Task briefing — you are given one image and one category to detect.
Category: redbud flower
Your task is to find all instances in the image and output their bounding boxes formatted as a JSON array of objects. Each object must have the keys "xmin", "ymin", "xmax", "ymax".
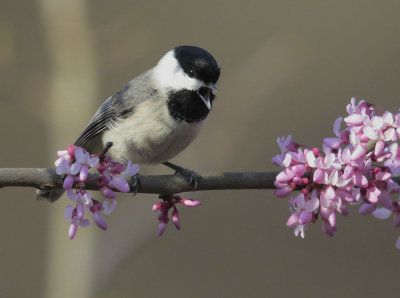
[
  {"xmin": 273, "ymin": 98, "xmax": 400, "ymax": 249},
  {"xmin": 152, "ymin": 196, "xmax": 202, "ymax": 236},
  {"xmin": 74, "ymin": 147, "xmax": 99, "ymax": 182},
  {"xmin": 87, "ymin": 199, "xmax": 117, "ymax": 230},
  {"xmin": 55, "ymin": 145, "xmax": 139, "ymax": 239},
  {"xmin": 64, "ymin": 205, "xmax": 91, "ymax": 239},
  {"xmin": 56, "ymin": 159, "xmax": 80, "ymax": 189}
]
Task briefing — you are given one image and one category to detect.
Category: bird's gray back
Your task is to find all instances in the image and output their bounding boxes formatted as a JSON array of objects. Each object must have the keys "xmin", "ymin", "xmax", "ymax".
[{"xmin": 74, "ymin": 69, "xmax": 159, "ymax": 150}]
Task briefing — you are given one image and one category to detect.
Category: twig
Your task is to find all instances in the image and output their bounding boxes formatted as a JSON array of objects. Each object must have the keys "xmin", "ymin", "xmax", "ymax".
[
  {"xmin": 98, "ymin": 142, "xmax": 113, "ymax": 162},
  {"xmin": 1, "ymin": 168, "xmax": 399, "ymax": 197},
  {"xmin": 0, "ymin": 168, "xmax": 277, "ymax": 196}
]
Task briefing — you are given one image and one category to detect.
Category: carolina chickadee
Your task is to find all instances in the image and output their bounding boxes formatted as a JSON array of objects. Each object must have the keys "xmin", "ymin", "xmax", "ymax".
[{"xmin": 38, "ymin": 45, "xmax": 221, "ymax": 201}]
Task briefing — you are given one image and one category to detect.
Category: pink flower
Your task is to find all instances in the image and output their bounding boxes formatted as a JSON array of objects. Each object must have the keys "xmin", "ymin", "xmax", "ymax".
[
  {"xmin": 385, "ymin": 143, "xmax": 400, "ymax": 175},
  {"xmin": 97, "ymin": 158, "xmax": 140, "ymax": 195},
  {"xmin": 286, "ymin": 193, "xmax": 319, "ymax": 238},
  {"xmin": 320, "ymin": 186, "xmax": 341, "ymax": 229},
  {"xmin": 110, "ymin": 174, "xmax": 130, "ymax": 193},
  {"xmin": 323, "ymin": 117, "xmax": 346, "ymax": 151},
  {"xmin": 66, "ymin": 189, "xmax": 92, "ymax": 205},
  {"xmin": 87, "ymin": 199, "xmax": 116, "ymax": 230},
  {"xmin": 372, "ymin": 207, "xmax": 392, "ymax": 220},
  {"xmin": 152, "ymin": 196, "xmax": 202, "ymax": 236},
  {"xmin": 55, "ymin": 145, "xmax": 76, "ymax": 167},
  {"xmin": 56, "ymin": 158, "xmax": 80, "ymax": 189},
  {"xmin": 64, "ymin": 205, "xmax": 91, "ymax": 239},
  {"xmin": 359, "ymin": 202, "xmax": 377, "ymax": 215},
  {"xmin": 121, "ymin": 161, "xmax": 140, "ymax": 176},
  {"xmin": 74, "ymin": 147, "xmax": 99, "ymax": 182},
  {"xmin": 273, "ymin": 98, "xmax": 400, "ymax": 248},
  {"xmin": 55, "ymin": 145, "xmax": 139, "ymax": 239},
  {"xmin": 272, "ymin": 136, "xmax": 296, "ymax": 167}
]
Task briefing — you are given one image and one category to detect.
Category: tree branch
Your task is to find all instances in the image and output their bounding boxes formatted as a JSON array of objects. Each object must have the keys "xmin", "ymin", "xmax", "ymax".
[
  {"xmin": 0, "ymin": 168, "xmax": 278, "ymax": 196},
  {"xmin": 2, "ymin": 168, "xmax": 399, "ymax": 196}
]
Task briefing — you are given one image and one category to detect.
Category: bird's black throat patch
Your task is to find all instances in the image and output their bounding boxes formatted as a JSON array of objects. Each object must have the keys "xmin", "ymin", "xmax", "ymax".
[{"xmin": 167, "ymin": 90, "xmax": 214, "ymax": 123}]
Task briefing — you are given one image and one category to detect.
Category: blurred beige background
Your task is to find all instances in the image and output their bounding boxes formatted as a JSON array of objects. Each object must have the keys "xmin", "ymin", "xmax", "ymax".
[{"xmin": 1, "ymin": 0, "xmax": 400, "ymax": 297}]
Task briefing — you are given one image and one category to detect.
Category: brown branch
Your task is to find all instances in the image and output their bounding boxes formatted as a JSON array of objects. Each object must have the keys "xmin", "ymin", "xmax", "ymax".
[
  {"xmin": 0, "ymin": 168, "xmax": 278, "ymax": 196},
  {"xmin": 2, "ymin": 168, "xmax": 399, "ymax": 196}
]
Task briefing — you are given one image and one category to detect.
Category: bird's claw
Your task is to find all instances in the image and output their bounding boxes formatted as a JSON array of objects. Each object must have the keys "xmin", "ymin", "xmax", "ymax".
[
  {"xmin": 131, "ymin": 173, "xmax": 141, "ymax": 196},
  {"xmin": 162, "ymin": 162, "xmax": 200, "ymax": 191},
  {"xmin": 173, "ymin": 166, "xmax": 200, "ymax": 191}
]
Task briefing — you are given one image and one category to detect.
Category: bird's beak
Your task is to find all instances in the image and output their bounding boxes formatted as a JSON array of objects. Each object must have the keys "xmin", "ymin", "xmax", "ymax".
[
  {"xmin": 197, "ymin": 87, "xmax": 212, "ymax": 110},
  {"xmin": 209, "ymin": 83, "xmax": 218, "ymax": 94}
]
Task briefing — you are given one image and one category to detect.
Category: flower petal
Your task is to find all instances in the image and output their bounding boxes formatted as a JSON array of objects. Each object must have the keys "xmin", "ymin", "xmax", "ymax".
[
  {"xmin": 103, "ymin": 199, "xmax": 117, "ymax": 215},
  {"xmin": 292, "ymin": 165, "xmax": 307, "ymax": 177},
  {"xmin": 66, "ymin": 189, "xmax": 77, "ymax": 202},
  {"xmin": 74, "ymin": 147, "xmax": 86, "ymax": 163},
  {"xmin": 325, "ymin": 186, "xmax": 336, "ymax": 200},
  {"xmin": 366, "ymin": 187, "xmax": 381, "ymax": 203},
  {"xmin": 100, "ymin": 186, "xmax": 117, "ymax": 199},
  {"xmin": 351, "ymin": 144, "xmax": 367, "ymax": 161},
  {"xmin": 274, "ymin": 186, "xmax": 293, "ymax": 197},
  {"xmin": 172, "ymin": 208, "xmax": 180, "ymax": 230},
  {"xmin": 82, "ymin": 192, "xmax": 92, "ymax": 205},
  {"xmin": 353, "ymin": 172, "xmax": 368, "ymax": 187},
  {"xmin": 152, "ymin": 202, "xmax": 163, "ymax": 212},
  {"xmin": 343, "ymin": 165, "xmax": 354, "ymax": 180},
  {"xmin": 313, "ymin": 168, "xmax": 324, "ymax": 183},
  {"xmin": 79, "ymin": 165, "xmax": 89, "ymax": 182},
  {"xmin": 181, "ymin": 199, "xmax": 202, "ymax": 207},
  {"xmin": 305, "ymin": 197, "xmax": 320, "ymax": 212},
  {"xmin": 68, "ymin": 222, "xmax": 78, "ymax": 239},
  {"xmin": 358, "ymin": 203, "xmax": 376, "ymax": 214},
  {"xmin": 322, "ymin": 220, "xmax": 336, "ymax": 237},
  {"xmin": 323, "ymin": 138, "xmax": 341, "ymax": 149},
  {"xmin": 76, "ymin": 203, "xmax": 85, "ymax": 220},
  {"xmin": 88, "ymin": 156, "xmax": 99, "ymax": 168},
  {"xmin": 276, "ymin": 169, "xmax": 294, "ymax": 183},
  {"xmin": 305, "ymin": 150, "xmax": 316, "ymax": 167},
  {"xmin": 64, "ymin": 205, "xmax": 73, "ymax": 220},
  {"xmin": 70, "ymin": 162, "xmax": 81, "ymax": 175},
  {"xmin": 78, "ymin": 219, "xmax": 91, "ymax": 227},
  {"xmin": 286, "ymin": 212, "xmax": 300, "ymax": 227},
  {"xmin": 94, "ymin": 212, "xmax": 108, "ymax": 230},
  {"xmin": 374, "ymin": 140, "xmax": 385, "ymax": 156},
  {"xmin": 372, "ymin": 207, "xmax": 392, "ymax": 220},
  {"xmin": 56, "ymin": 159, "xmax": 71, "ymax": 175},
  {"xmin": 344, "ymin": 113, "xmax": 363, "ymax": 126},
  {"xmin": 158, "ymin": 221, "xmax": 168, "ymax": 237},
  {"xmin": 299, "ymin": 210, "xmax": 312, "ymax": 224},
  {"xmin": 112, "ymin": 174, "xmax": 130, "ymax": 192},
  {"xmin": 122, "ymin": 161, "xmax": 140, "ymax": 176},
  {"xmin": 63, "ymin": 175, "xmax": 75, "ymax": 189}
]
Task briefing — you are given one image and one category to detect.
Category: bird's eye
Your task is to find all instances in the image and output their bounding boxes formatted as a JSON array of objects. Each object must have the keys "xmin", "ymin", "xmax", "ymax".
[{"xmin": 187, "ymin": 68, "xmax": 196, "ymax": 78}]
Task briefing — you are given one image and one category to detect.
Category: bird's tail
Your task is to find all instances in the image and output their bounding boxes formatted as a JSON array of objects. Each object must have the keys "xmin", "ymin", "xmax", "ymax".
[{"xmin": 36, "ymin": 188, "xmax": 65, "ymax": 202}]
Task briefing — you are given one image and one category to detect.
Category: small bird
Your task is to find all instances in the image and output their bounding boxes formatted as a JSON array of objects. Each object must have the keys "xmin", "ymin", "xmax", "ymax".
[{"xmin": 38, "ymin": 45, "xmax": 221, "ymax": 201}]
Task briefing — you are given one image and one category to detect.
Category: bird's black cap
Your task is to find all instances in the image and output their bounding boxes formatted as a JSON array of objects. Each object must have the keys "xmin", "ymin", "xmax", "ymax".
[{"xmin": 174, "ymin": 45, "xmax": 220, "ymax": 85}]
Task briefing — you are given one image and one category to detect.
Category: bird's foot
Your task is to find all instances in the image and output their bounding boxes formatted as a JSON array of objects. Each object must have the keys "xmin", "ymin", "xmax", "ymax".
[
  {"xmin": 131, "ymin": 173, "xmax": 141, "ymax": 196},
  {"xmin": 162, "ymin": 162, "xmax": 200, "ymax": 191}
]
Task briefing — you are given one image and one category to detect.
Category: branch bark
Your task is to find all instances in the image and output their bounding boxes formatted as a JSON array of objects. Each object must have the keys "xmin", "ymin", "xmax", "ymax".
[
  {"xmin": 2, "ymin": 168, "xmax": 399, "ymax": 196},
  {"xmin": 0, "ymin": 168, "xmax": 278, "ymax": 195}
]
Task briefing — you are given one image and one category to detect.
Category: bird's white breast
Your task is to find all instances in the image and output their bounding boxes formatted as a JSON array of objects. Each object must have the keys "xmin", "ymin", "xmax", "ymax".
[{"xmin": 101, "ymin": 98, "xmax": 205, "ymax": 164}]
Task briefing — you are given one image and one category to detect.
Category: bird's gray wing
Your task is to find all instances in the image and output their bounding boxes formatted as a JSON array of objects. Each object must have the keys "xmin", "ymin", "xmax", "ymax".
[{"xmin": 74, "ymin": 85, "xmax": 136, "ymax": 147}]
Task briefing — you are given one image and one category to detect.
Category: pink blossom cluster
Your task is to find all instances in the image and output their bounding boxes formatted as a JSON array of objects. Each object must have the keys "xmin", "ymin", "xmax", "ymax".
[
  {"xmin": 272, "ymin": 98, "xmax": 400, "ymax": 249},
  {"xmin": 152, "ymin": 195, "xmax": 202, "ymax": 236},
  {"xmin": 55, "ymin": 145, "xmax": 139, "ymax": 239}
]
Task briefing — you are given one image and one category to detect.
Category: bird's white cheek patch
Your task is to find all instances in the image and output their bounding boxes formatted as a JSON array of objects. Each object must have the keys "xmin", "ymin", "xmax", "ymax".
[{"xmin": 153, "ymin": 50, "xmax": 203, "ymax": 91}]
